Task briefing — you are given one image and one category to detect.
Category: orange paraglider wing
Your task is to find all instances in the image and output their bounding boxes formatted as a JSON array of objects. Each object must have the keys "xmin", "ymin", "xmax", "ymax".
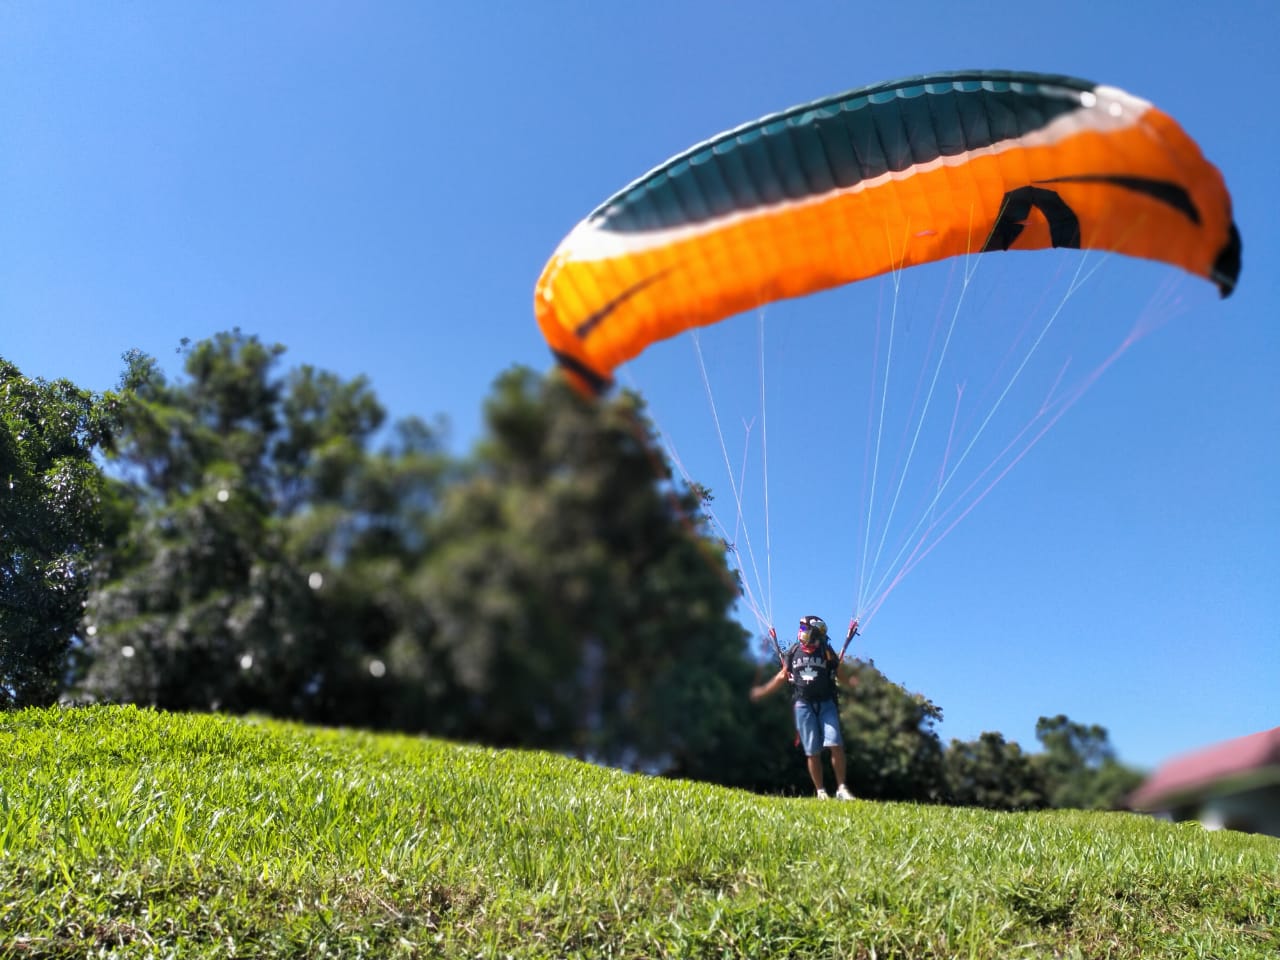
[{"xmin": 535, "ymin": 70, "xmax": 1240, "ymax": 394}]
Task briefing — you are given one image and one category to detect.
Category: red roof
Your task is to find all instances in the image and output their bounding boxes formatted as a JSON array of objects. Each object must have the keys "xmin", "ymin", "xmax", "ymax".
[{"xmin": 1129, "ymin": 726, "xmax": 1280, "ymax": 810}]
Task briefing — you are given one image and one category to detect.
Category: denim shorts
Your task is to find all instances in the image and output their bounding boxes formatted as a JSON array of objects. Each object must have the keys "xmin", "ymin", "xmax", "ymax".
[{"xmin": 794, "ymin": 699, "xmax": 843, "ymax": 756}]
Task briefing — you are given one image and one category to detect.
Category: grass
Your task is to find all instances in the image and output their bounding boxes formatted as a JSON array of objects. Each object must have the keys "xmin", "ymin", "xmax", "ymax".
[{"xmin": 1, "ymin": 705, "xmax": 1276, "ymax": 958}]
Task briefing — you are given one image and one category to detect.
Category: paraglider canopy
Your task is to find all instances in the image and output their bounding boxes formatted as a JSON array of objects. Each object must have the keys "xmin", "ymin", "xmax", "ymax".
[{"xmin": 535, "ymin": 70, "xmax": 1240, "ymax": 395}]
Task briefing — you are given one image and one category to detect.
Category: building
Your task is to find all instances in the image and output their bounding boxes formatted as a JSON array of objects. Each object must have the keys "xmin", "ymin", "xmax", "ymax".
[{"xmin": 1128, "ymin": 726, "xmax": 1280, "ymax": 837}]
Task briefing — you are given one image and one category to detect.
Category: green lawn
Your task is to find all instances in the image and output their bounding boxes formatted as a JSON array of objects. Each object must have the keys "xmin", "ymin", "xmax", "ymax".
[{"xmin": 2, "ymin": 705, "xmax": 1276, "ymax": 958}]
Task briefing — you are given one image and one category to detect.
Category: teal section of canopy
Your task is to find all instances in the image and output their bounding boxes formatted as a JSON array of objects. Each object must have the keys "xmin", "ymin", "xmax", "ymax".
[{"xmin": 593, "ymin": 71, "xmax": 1099, "ymax": 233}]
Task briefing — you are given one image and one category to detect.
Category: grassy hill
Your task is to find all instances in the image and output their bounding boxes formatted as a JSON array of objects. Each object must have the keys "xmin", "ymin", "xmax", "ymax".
[{"xmin": 1, "ymin": 705, "xmax": 1276, "ymax": 958}]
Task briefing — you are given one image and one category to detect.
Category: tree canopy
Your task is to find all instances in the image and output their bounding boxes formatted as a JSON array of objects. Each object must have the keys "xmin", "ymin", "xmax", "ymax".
[
  {"xmin": 841, "ymin": 658, "xmax": 947, "ymax": 801},
  {"xmin": 1033, "ymin": 714, "xmax": 1145, "ymax": 810},
  {"xmin": 945, "ymin": 732, "xmax": 1046, "ymax": 811},
  {"xmin": 1, "ymin": 360, "xmax": 117, "ymax": 707},
  {"xmin": 74, "ymin": 337, "xmax": 766, "ymax": 777}
]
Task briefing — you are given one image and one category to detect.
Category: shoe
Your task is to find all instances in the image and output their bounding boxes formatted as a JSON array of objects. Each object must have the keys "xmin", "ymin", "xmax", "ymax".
[
  {"xmin": 835, "ymin": 785, "xmax": 855, "ymax": 801},
  {"xmin": 815, "ymin": 789, "xmax": 830, "ymax": 800}
]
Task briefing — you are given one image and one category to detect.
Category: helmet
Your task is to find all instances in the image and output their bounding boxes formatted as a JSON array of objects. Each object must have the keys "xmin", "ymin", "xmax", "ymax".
[{"xmin": 798, "ymin": 615, "xmax": 828, "ymax": 643}]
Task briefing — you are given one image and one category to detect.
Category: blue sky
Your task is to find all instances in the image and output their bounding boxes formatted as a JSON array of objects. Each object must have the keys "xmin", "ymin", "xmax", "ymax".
[{"xmin": 3, "ymin": 2, "xmax": 1276, "ymax": 770}]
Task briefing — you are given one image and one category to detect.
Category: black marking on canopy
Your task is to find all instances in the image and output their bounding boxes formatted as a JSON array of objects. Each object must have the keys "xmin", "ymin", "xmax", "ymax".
[
  {"xmin": 982, "ymin": 186, "xmax": 1082, "ymax": 253},
  {"xmin": 573, "ymin": 270, "xmax": 670, "ymax": 340},
  {"xmin": 1212, "ymin": 222, "xmax": 1242, "ymax": 298},
  {"xmin": 551, "ymin": 349, "xmax": 611, "ymax": 395},
  {"xmin": 1037, "ymin": 174, "xmax": 1201, "ymax": 224}
]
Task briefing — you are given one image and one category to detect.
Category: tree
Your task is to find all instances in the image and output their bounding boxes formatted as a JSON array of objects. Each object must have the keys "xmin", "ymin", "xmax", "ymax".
[
  {"xmin": 283, "ymin": 411, "xmax": 450, "ymax": 726},
  {"xmin": 394, "ymin": 368, "xmax": 753, "ymax": 768},
  {"xmin": 840, "ymin": 658, "xmax": 947, "ymax": 801},
  {"xmin": 0, "ymin": 359, "xmax": 115, "ymax": 707},
  {"xmin": 79, "ymin": 338, "xmax": 316, "ymax": 711},
  {"xmin": 1032, "ymin": 714, "xmax": 1145, "ymax": 810},
  {"xmin": 76, "ymin": 332, "xmax": 446, "ymax": 723},
  {"xmin": 944, "ymin": 731, "xmax": 1047, "ymax": 810},
  {"xmin": 76, "ymin": 340, "xmax": 760, "ymax": 768}
]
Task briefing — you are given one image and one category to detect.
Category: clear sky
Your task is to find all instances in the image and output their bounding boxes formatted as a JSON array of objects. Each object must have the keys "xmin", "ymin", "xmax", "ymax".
[{"xmin": 3, "ymin": 1, "xmax": 1276, "ymax": 770}]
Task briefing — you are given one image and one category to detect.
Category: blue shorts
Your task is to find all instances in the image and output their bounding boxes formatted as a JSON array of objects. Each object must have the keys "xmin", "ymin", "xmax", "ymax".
[{"xmin": 794, "ymin": 699, "xmax": 843, "ymax": 756}]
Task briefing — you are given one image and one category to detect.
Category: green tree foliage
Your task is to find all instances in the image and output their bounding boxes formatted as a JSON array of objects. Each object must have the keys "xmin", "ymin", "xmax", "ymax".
[
  {"xmin": 0, "ymin": 360, "xmax": 116, "ymax": 707},
  {"xmin": 76, "ymin": 341, "xmax": 763, "ymax": 776},
  {"xmin": 671, "ymin": 653, "xmax": 803, "ymax": 793},
  {"xmin": 841, "ymin": 658, "xmax": 947, "ymax": 801},
  {"xmin": 77, "ymin": 333, "xmax": 448, "ymax": 723},
  {"xmin": 270, "ymin": 369, "xmax": 450, "ymax": 725},
  {"xmin": 1032, "ymin": 714, "xmax": 1145, "ymax": 810},
  {"xmin": 944, "ymin": 731, "xmax": 1047, "ymax": 810},
  {"xmin": 389, "ymin": 368, "xmax": 756, "ymax": 771}
]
